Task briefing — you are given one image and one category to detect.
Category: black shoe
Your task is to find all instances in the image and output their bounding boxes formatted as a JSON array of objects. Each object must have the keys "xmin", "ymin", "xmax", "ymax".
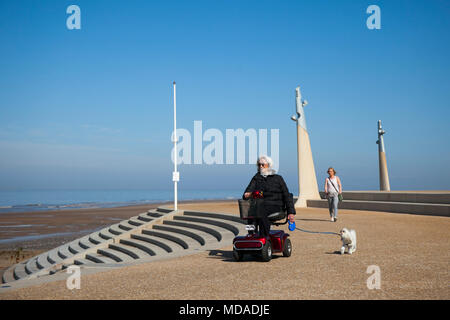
[{"xmin": 334, "ymin": 217, "xmax": 338, "ymax": 222}]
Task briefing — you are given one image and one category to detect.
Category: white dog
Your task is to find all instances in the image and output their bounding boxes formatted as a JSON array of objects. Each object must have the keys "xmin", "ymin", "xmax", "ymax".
[{"xmin": 339, "ymin": 228, "xmax": 357, "ymax": 255}]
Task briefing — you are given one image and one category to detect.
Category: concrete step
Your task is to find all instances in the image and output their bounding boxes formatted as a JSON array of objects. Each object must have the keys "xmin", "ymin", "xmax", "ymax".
[
  {"xmin": 85, "ymin": 253, "xmax": 117, "ymax": 264},
  {"xmin": 174, "ymin": 215, "xmax": 240, "ymax": 236},
  {"xmin": 58, "ymin": 244, "xmax": 75, "ymax": 259},
  {"xmin": 163, "ymin": 220, "xmax": 222, "ymax": 241},
  {"xmin": 2, "ymin": 266, "xmax": 16, "ymax": 284},
  {"xmin": 36, "ymin": 253, "xmax": 53, "ymax": 270},
  {"xmin": 119, "ymin": 238, "xmax": 159, "ymax": 256},
  {"xmin": 147, "ymin": 210, "xmax": 164, "ymax": 218},
  {"xmin": 152, "ymin": 224, "xmax": 209, "ymax": 246},
  {"xmin": 130, "ymin": 234, "xmax": 173, "ymax": 253},
  {"xmin": 24, "ymin": 258, "xmax": 40, "ymax": 275},
  {"xmin": 13, "ymin": 263, "xmax": 28, "ymax": 280},
  {"xmin": 98, "ymin": 227, "xmax": 116, "ymax": 240},
  {"xmin": 108, "ymin": 243, "xmax": 151, "ymax": 259},
  {"xmin": 142, "ymin": 229, "xmax": 189, "ymax": 250},
  {"xmin": 137, "ymin": 213, "xmax": 153, "ymax": 222},
  {"xmin": 97, "ymin": 247, "xmax": 135, "ymax": 263},
  {"xmin": 128, "ymin": 217, "xmax": 144, "ymax": 227},
  {"xmin": 118, "ymin": 221, "xmax": 135, "ymax": 231},
  {"xmin": 68, "ymin": 241, "xmax": 85, "ymax": 255},
  {"xmin": 322, "ymin": 191, "xmax": 450, "ymax": 204},
  {"xmin": 108, "ymin": 224, "xmax": 124, "ymax": 236},
  {"xmin": 79, "ymin": 236, "xmax": 94, "ymax": 249},
  {"xmin": 47, "ymin": 248, "xmax": 64, "ymax": 264},
  {"xmin": 183, "ymin": 210, "xmax": 245, "ymax": 224},
  {"xmin": 307, "ymin": 199, "xmax": 450, "ymax": 217},
  {"xmin": 74, "ymin": 258, "xmax": 91, "ymax": 266},
  {"xmin": 156, "ymin": 207, "xmax": 173, "ymax": 214},
  {"xmin": 89, "ymin": 232, "xmax": 106, "ymax": 245}
]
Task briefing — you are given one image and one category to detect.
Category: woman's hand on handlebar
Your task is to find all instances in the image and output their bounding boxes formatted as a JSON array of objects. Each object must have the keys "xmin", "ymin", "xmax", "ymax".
[
  {"xmin": 244, "ymin": 192, "xmax": 251, "ymax": 199},
  {"xmin": 288, "ymin": 214, "xmax": 295, "ymax": 223}
]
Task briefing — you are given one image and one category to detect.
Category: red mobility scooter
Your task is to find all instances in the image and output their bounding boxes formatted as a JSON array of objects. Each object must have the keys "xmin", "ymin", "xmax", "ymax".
[{"xmin": 233, "ymin": 193, "xmax": 293, "ymax": 262}]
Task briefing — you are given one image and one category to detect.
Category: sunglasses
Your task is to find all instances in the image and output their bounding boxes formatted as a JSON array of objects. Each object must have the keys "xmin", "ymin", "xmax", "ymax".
[{"xmin": 258, "ymin": 163, "xmax": 268, "ymax": 167}]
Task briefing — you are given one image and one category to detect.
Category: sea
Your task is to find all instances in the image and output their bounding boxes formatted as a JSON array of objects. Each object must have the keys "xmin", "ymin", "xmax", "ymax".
[{"xmin": 0, "ymin": 189, "xmax": 240, "ymax": 214}]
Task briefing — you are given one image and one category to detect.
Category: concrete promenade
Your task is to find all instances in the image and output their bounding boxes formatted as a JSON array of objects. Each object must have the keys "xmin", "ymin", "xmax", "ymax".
[{"xmin": 0, "ymin": 200, "xmax": 448, "ymax": 300}]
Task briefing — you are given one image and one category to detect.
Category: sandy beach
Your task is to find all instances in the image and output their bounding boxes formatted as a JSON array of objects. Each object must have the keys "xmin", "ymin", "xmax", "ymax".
[
  {"xmin": 0, "ymin": 201, "xmax": 172, "ymax": 280},
  {"xmin": 0, "ymin": 200, "xmax": 449, "ymax": 300}
]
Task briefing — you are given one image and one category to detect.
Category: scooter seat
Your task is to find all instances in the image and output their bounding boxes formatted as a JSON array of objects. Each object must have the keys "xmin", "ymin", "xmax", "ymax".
[{"xmin": 267, "ymin": 211, "xmax": 286, "ymax": 222}]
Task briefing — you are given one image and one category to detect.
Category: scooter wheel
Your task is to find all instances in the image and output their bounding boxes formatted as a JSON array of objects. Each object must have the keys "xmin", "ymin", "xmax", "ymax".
[
  {"xmin": 261, "ymin": 240, "xmax": 272, "ymax": 262},
  {"xmin": 233, "ymin": 249, "xmax": 243, "ymax": 261},
  {"xmin": 282, "ymin": 238, "xmax": 292, "ymax": 257}
]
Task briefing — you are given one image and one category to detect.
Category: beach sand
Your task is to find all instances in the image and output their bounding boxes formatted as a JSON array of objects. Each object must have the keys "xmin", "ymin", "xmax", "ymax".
[
  {"xmin": 1, "ymin": 200, "xmax": 449, "ymax": 299},
  {"xmin": 0, "ymin": 202, "xmax": 174, "ymax": 280}
]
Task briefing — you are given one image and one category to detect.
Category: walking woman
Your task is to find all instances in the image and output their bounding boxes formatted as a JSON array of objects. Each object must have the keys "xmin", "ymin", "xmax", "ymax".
[{"xmin": 324, "ymin": 167, "xmax": 342, "ymax": 222}]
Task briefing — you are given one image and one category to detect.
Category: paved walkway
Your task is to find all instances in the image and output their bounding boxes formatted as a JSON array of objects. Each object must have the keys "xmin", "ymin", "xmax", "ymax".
[{"xmin": 1, "ymin": 201, "xmax": 448, "ymax": 299}]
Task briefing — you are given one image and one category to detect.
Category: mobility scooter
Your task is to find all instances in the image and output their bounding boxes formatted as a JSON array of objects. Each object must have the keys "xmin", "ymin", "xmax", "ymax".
[{"xmin": 232, "ymin": 193, "xmax": 293, "ymax": 262}]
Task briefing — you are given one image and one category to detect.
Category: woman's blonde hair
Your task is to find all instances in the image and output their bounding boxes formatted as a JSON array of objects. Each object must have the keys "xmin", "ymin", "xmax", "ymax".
[{"xmin": 327, "ymin": 167, "xmax": 336, "ymax": 175}]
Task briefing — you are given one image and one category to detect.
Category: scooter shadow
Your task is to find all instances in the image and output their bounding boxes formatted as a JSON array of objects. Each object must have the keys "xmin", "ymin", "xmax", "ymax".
[
  {"xmin": 325, "ymin": 250, "xmax": 342, "ymax": 255},
  {"xmin": 207, "ymin": 249, "xmax": 283, "ymax": 263}
]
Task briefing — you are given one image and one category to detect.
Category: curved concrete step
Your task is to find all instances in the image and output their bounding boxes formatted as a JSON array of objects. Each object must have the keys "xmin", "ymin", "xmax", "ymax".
[
  {"xmin": 119, "ymin": 238, "xmax": 158, "ymax": 256},
  {"xmin": 24, "ymin": 257, "xmax": 40, "ymax": 275},
  {"xmin": 97, "ymin": 248, "xmax": 135, "ymax": 263},
  {"xmin": 147, "ymin": 211, "xmax": 164, "ymax": 218},
  {"xmin": 137, "ymin": 213, "xmax": 153, "ymax": 222},
  {"xmin": 128, "ymin": 217, "xmax": 144, "ymax": 227},
  {"xmin": 130, "ymin": 234, "xmax": 173, "ymax": 253},
  {"xmin": 98, "ymin": 227, "xmax": 116, "ymax": 240},
  {"xmin": 89, "ymin": 232, "xmax": 106, "ymax": 245},
  {"xmin": 174, "ymin": 215, "xmax": 240, "ymax": 235},
  {"xmin": 47, "ymin": 248, "xmax": 64, "ymax": 264},
  {"xmin": 118, "ymin": 221, "xmax": 136, "ymax": 231},
  {"xmin": 68, "ymin": 241, "xmax": 85, "ymax": 255},
  {"xmin": 13, "ymin": 263, "xmax": 27, "ymax": 280},
  {"xmin": 58, "ymin": 244, "xmax": 75, "ymax": 259},
  {"xmin": 74, "ymin": 258, "xmax": 91, "ymax": 265},
  {"xmin": 84, "ymin": 253, "xmax": 117, "ymax": 264},
  {"xmin": 108, "ymin": 224, "xmax": 124, "ymax": 236},
  {"xmin": 163, "ymin": 220, "xmax": 222, "ymax": 241},
  {"xmin": 2, "ymin": 265, "xmax": 16, "ymax": 284},
  {"xmin": 152, "ymin": 224, "xmax": 206, "ymax": 246},
  {"xmin": 142, "ymin": 229, "xmax": 188, "ymax": 250},
  {"xmin": 79, "ymin": 236, "xmax": 94, "ymax": 250},
  {"xmin": 183, "ymin": 210, "xmax": 245, "ymax": 224},
  {"xmin": 108, "ymin": 243, "xmax": 150, "ymax": 260},
  {"xmin": 36, "ymin": 253, "xmax": 53, "ymax": 270},
  {"xmin": 156, "ymin": 207, "xmax": 173, "ymax": 214}
]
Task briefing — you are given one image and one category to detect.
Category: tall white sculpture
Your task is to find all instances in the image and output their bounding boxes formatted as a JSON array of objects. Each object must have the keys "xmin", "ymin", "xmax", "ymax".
[
  {"xmin": 376, "ymin": 120, "xmax": 390, "ymax": 191},
  {"xmin": 291, "ymin": 86, "xmax": 320, "ymax": 207}
]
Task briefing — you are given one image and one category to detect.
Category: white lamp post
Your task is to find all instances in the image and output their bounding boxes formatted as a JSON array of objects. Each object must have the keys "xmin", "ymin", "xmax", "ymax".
[{"xmin": 172, "ymin": 81, "xmax": 179, "ymax": 210}]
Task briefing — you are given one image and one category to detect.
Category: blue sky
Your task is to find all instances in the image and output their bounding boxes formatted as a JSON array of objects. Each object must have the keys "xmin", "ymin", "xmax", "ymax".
[{"xmin": 0, "ymin": 0, "xmax": 449, "ymax": 193}]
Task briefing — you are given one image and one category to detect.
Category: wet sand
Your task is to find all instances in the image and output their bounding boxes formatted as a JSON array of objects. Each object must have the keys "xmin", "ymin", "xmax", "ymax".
[{"xmin": 1, "ymin": 200, "xmax": 449, "ymax": 299}]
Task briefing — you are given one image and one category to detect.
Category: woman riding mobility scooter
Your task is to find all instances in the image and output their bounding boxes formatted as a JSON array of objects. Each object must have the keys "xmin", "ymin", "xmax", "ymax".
[{"xmin": 232, "ymin": 192, "xmax": 293, "ymax": 262}]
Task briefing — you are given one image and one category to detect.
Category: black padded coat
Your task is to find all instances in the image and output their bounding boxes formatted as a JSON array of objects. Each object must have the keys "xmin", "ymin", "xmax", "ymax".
[{"xmin": 243, "ymin": 173, "xmax": 296, "ymax": 216}]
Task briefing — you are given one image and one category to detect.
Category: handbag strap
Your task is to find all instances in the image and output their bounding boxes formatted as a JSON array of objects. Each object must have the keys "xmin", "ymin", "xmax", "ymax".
[{"xmin": 328, "ymin": 177, "xmax": 340, "ymax": 193}]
